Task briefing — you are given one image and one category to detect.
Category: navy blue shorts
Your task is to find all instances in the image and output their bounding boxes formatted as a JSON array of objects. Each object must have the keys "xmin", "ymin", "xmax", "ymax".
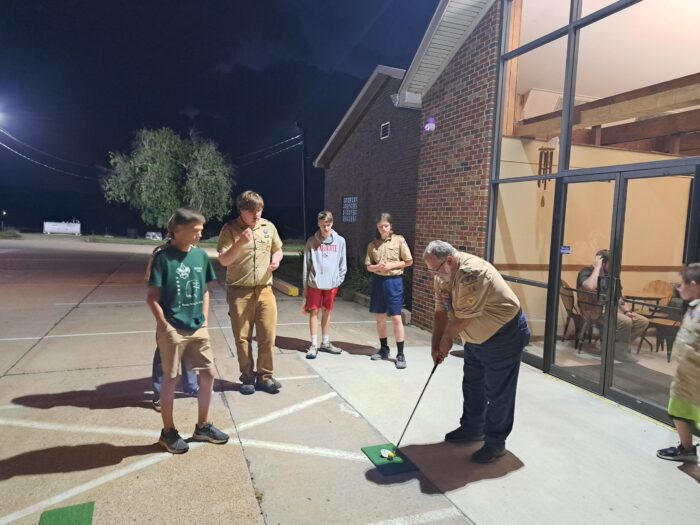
[{"xmin": 369, "ymin": 275, "xmax": 403, "ymax": 316}]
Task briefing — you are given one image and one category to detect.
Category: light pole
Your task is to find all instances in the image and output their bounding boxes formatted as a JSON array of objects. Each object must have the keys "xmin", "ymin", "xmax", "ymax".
[
  {"xmin": 296, "ymin": 122, "xmax": 308, "ymax": 241},
  {"xmin": 1, "ymin": 210, "xmax": 6, "ymax": 231}
]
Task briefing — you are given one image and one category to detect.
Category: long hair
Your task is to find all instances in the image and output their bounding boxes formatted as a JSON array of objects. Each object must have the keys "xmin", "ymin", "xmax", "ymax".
[
  {"xmin": 374, "ymin": 212, "xmax": 394, "ymax": 239},
  {"xmin": 144, "ymin": 208, "xmax": 206, "ymax": 280}
]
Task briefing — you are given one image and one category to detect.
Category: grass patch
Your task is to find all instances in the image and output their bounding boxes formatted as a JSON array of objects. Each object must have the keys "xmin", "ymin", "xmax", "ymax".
[{"xmin": 0, "ymin": 228, "xmax": 22, "ymax": 240}]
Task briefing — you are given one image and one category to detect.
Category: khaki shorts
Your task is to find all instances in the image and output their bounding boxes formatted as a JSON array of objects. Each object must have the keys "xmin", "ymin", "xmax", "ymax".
[{"xmin": 156, "ymin": 325, "xmax": 213, "ymax": 380}]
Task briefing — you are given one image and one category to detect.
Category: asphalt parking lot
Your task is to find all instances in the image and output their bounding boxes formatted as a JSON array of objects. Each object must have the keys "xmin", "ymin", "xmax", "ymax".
[{"xmin": 1, "ymin": 235, "xmax": 698, "ymax": 525}]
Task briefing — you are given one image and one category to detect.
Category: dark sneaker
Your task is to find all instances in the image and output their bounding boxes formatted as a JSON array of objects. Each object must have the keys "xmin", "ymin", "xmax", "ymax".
[
  {"xmin": 472, "ymin": 444, "xmax": 506, "ymax": 463},
  {"xmin": 445, "ymin": 426, "xmax": 484, "ymax": 443},
  {"xmin": 192, "ymin": 422, "xmax": 230, "ymax": 444},
  {"xmin": 272, "ymin": 378, "xmax": 282, "ymax": 389},
  {"xmin": 152, "ymin": 399, "xmax": 161, "ymax": 412},
  {"xmin": 320, "ymin": 342, "xmax": 341, "ymax": 355},
  {"xmin": 306, "ymin": 345, "xmax": 318, "ymax": 359},
  {"xmin": 159, "ymin": 428, "xmax": 189, "ymax": 454},
  {"xmin": 395, "ymin": 354, "xmax": 407, "ymax": 369},
  {"xmin": 371, "ymin": 346, "xmax": 390, "ymax": 360},
  {"xmin": 240, "ymin": 378, "xmax": 255, "ymax": 395},
  {"xmin": 183, "ymin": 388, "xmax": 199, "ymax": 397},
  {"xmin": 256, "ymin": 377, "xmax": 280, "ymax": 394},
  {"xmin": 657, "ymin": 444, "xmax": 697, "ymax": 462}
]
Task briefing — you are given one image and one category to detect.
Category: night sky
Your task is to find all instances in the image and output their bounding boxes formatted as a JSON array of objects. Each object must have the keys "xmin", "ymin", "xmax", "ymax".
[{"xmin": 0, "ymin": 0, "xmax": 438, "ymax": 238}]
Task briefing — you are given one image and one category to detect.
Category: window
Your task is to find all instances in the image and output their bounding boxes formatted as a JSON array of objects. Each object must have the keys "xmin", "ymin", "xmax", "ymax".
[
  {"xmin": 380, "ymin": 122, "xmax": 390, "ymax": 140},
  {"xmin": 342, "ymin": 196, "xmax": 358, "ymax": 223}
]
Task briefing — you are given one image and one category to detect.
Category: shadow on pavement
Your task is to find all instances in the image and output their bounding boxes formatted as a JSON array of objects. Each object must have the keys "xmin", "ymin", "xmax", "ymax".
[
  {"xmin": 0, "ymin": 443, "xmax": 160, "ymax": 480},
  {"xmin": 275, "ymin": 335, "xmax": 376, "ymax": 357},
  {"xmin": 275, "ymin": 335, "xmax": 309, "ymax": 353},
  {"xmin": 364, "ymin": 440, "xmax": 524, "ymax": 494},
  {"xmin": 12, "ymin": 377, "xmax": 194, "ymax": 410},
  {"xmin": 678, "ymin": 462, "xmax": 700, "ymax": 483}
]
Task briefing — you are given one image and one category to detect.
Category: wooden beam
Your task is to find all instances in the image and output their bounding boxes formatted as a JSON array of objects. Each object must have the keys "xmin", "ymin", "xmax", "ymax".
[
  {"xmin": 502, "ymin": 0, "xmax": 522, "ymax": 136},
  {"xmin": 513, "ymin": 72, "xmax": 700, "ymax": 138},
  {"xmin": 600, "ymin": 108, "xmax": 700, "ymax": 145}
]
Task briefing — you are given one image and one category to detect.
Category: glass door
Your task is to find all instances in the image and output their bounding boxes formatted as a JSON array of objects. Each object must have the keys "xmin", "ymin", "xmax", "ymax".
[{"xmin": 607, "ymin": 172, "xmax": 693, "ymax": 413}]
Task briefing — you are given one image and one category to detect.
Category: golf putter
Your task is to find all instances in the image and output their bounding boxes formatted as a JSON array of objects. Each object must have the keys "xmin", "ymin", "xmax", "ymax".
[{"xmin": 381, "ymin": 362, "xmax": 439, "ymax": 459}]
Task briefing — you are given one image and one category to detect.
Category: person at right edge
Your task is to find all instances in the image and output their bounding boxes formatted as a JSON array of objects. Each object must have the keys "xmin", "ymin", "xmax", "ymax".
[
  {"xmin": 423, "ymin": 240, "xmax": 530, "ymax": 463},
  {"xmin": 656, "ymin": 263, "xmax": 700, "ymax": 463}
]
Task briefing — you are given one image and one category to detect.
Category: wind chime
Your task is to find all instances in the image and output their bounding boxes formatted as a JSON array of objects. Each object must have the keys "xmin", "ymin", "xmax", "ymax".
[{"xmin": 537, "ymin": 145, "xmax": 555, "ymax": 207}]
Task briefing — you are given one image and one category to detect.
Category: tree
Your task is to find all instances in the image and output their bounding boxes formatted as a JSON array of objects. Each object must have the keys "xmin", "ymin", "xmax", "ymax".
[{"xmin": 103, "ymin": 128, "xmax": 234, "ymax": 228}]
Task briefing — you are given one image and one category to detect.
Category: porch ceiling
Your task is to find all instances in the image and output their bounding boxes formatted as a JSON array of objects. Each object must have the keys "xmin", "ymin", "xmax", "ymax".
[{"xmin": 396, "ymin": 0, "xmax": 496, "ymax": 109}]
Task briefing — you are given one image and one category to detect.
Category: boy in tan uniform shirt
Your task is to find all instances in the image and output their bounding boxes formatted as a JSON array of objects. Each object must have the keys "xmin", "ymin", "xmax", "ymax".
[
  {"xmin": 424, "ymin": 240, "xmax": 530, "ymax": 463},
  {"xmin": 218, "ymin": 191, "xmax": 283, "ymax": 395}
]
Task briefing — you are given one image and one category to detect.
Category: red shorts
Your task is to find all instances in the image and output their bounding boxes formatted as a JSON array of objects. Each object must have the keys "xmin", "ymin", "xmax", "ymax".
[{"xmin": 304, "ymin": 287, "xmax": 339, "ymax": 311}]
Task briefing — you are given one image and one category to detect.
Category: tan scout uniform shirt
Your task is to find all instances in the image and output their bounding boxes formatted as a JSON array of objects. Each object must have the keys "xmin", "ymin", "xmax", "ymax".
[
  {"xmin": 217, "ymin": 217, "xmax": 283, "ymax": 286},
  {"xmin": 669, "ymin": 298, "xmax": 700, "ymax": 413},
  {"xmin": 364, "ymin": 234, "xmax": 413, "ymax": 276},
  {"xmin": 434, "ymin": 252, "xmax": 520, "ymax": 344}
]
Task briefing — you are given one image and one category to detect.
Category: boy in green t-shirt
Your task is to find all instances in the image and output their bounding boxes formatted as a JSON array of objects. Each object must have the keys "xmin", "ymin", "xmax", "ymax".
[{"xmin": 146, "ymin": 208, "xmax": 229, "ymax": 454}]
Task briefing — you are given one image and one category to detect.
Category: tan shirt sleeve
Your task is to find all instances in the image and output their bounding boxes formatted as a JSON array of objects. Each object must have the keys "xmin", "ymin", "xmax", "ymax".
[
  {"xmin": 270, "ymin": 224, "xmax": 283, "ymax": 252},
  {"xmin": 217, "ymin": 224, "xmax": 235, "ymax": 253},
  {"xmin": 364, "ymin": 242, "xmax": 374, "ymax": 266},
  {"xmin": 399, "ymin": 237, "xmax": 413, "ymax": 262},
  {"xmin": 452, "ymin": 268, "xmax": 492, "ymax": 319}
]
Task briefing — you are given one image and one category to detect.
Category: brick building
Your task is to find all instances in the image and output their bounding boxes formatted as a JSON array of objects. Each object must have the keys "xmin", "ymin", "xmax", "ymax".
[
  {"xmin": 317, "ymin": 0, "xmax": 700, "ymax": 422},
  {"xmin": 314, "ymin": 65, "xmax": 421, "ymax": 264}
]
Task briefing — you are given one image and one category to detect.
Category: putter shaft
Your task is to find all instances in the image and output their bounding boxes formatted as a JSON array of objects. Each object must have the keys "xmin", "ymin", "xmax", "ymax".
[{"xmin": 395, "ymin": 362, "xmax": 438, "ymax": 450}]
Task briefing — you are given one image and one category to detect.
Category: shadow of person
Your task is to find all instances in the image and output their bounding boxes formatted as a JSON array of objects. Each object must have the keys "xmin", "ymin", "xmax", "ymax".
[
  {"xmin": 12, "ymin": 377, "xmax": 192, "ymax": 411},
  {"xmin": 364, "ymin": 440, "xmax": 524, "ymax": 494},
  {"xmin": 0, "ymin": 443, "xmax": 159, "ymax": 481},
  {"xmin": 275, "ymin": 335, "xmax": 310, "ymax": 353},
  {"xmin": 678, "ymin": 462, "xmax": 700, "ymax": 483},
  {"xmin": 332, "ymin": 341, "xmax": 375, "ymax": 357}
]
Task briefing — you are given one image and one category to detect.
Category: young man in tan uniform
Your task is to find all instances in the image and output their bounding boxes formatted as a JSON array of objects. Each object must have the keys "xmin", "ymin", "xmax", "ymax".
[
  {"xmin": 423, "ymin": 240, "xmax": 530, "ymax": 463},
  {"xmin": 217, "ymin": 191, "xmax": 283, "ymax": 395}
]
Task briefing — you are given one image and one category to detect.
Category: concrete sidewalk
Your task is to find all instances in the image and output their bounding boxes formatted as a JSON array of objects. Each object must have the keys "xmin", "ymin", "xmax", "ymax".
[{"xmin": 0, "ymin": 236, "xmax": 698, "ymax": 525}]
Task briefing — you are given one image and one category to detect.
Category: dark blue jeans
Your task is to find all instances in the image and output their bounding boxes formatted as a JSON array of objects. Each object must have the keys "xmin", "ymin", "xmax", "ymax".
[
  {"xmin": 460, "ymin": 311, "xmax": 530, "ymax": 450},
  {"xmin": 151, "ymin": 347, "xmax": 198, "ymax": 401}
]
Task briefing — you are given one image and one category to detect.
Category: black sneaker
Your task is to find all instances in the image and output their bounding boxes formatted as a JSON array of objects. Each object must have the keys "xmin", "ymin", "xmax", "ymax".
[
  {"xmin": 152, "ymin": 399, "xmax": 161, "ymax": 412},
  {"xmin": 657, "ymin": 444, "xmax": 697, "ymax": 462},
  {"xmin": 444, "ymin": 426, "xmax": 485, "ymax": 443},
  {"xmin": 320, "ymin": 342, "xmax": 341, "ymax": 355},
  {"xmin": 159, "ymin": 428, "xmax": 189, "ymax": 454},
  {"xmin": 395, "ymin": 353, "xmax": 407, "ymax": 369},
  {"xmin": 240, "ymin": 378, "xmax": 255, "ymax": 395},
  {"xmin": 192, "ymin": 422, "xmax": 230, "ymax": 444},
  {"xmin": 255, "ymin": 377, "xmax": 280, "ymax": 394},
  {"xmin": 370, "ymin": 346, "xmax": 390, "ymax": 360},
  {"xmin": 472, "ymin": 444, "xmax": 506, "ymax": 463}
]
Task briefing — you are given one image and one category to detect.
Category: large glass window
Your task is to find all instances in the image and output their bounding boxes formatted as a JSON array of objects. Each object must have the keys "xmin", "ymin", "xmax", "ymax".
[
  {"xmin": 500, "ymin": 38, "xmax": 567, "ymax": 179},
  {"xmin": 507, "ymin": 0, "xmax": 570, "ymax": 51},
  {"xmin": 569, "ymin": 0, "xmax": 700, "ymax": 170}
]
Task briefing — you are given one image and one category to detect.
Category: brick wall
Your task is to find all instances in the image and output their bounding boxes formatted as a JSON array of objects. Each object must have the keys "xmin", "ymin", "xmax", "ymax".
[
  {"xmin": 323, "ymin": 77, "xmax": 421, "ymax": 264},
  {"xmin": 411, "ymin": 3, "xmax": 502, "ymax": 329}
]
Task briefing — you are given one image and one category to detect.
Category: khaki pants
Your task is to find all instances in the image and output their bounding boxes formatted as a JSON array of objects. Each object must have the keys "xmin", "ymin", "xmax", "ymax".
[
  {"xmin": 227, "ymin": 285, "xmax": 277, "ymax": 381},
  {"xmin": 615, "ymin": 311, "xmax": 649, "ymax": 354},
  {"xmin": 155, "ymin": 325, "xmax": 213, "ymax": 380}
]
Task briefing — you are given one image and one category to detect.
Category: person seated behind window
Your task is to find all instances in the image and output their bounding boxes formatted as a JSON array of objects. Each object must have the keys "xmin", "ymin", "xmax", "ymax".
[{"xmin": 577, "ymin": 249, "xmax": 648, "ymax": 363}]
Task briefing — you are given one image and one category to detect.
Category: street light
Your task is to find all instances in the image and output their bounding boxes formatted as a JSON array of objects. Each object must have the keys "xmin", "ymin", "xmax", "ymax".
[{"xmin": 1, "ymin": 210, "xmax": 6, "ymax": 231}]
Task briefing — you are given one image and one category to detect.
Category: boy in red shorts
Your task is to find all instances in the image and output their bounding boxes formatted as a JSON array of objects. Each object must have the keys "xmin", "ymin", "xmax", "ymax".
[{"xmin": 303, "ymin": 211, "xmax": 347, "ymax": 359}]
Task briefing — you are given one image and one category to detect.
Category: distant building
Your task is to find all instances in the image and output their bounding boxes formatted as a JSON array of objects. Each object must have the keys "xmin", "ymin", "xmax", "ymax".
[{"xmin": 314, "ymin": 65, "xmax": 421, "ymax": 264}]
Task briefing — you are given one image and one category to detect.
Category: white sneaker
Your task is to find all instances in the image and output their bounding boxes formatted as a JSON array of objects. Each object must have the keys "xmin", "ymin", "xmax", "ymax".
[{"xmin": 306, "ymin": 345, "xmax": 318, "ymax": 359}]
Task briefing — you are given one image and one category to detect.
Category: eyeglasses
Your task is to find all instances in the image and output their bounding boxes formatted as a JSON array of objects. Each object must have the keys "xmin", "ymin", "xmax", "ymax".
[{"xmin": 427, "ymin": 259, "xmax": 446, "ymax": 273}]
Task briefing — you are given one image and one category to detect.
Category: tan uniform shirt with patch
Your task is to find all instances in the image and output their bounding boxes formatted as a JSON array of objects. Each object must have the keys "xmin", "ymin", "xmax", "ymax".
[
  {"xmin": 364, "ymin": 234, "xmax": 413, "ymax": 276},
  {"xmin": 434, "ymin": 252, "xmax": 520, "ymax": 344},
  {"xmin": 217, "ymin": 217, "xmax": 283, "ymax": 286}
]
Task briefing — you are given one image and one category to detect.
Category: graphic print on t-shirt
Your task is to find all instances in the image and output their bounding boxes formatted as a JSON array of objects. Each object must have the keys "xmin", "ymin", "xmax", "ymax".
[{"xmin": 174, "ymin": 262, "xmax": 205, "ymax": 308}]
